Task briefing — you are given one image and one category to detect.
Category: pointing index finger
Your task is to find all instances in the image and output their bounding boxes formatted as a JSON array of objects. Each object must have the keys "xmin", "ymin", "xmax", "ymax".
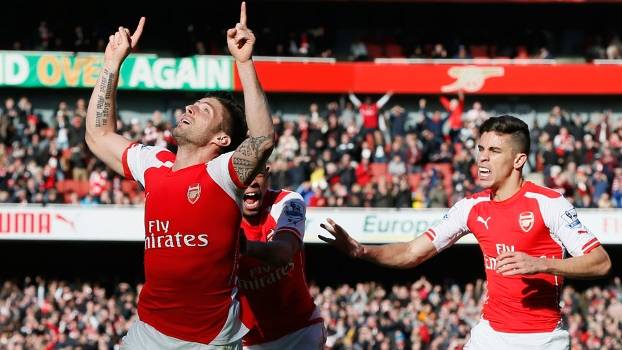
[
  {"xmin": 131, "ymin": 17, "xmax": 146, "ymax": 48},
  {"xmin": 240, "ymin": 2, "xmax": 247, "ymax": 27}
]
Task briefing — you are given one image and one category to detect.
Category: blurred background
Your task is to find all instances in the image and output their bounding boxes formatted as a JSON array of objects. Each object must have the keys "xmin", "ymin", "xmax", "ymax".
[{"xmin": 0, "ymin": 0, "xmax": 621, "ymax": 349}]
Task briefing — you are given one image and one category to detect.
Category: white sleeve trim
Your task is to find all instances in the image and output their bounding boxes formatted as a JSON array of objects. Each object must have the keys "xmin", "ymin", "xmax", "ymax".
[
  {"xmin": 525, "ymin": 192, "xmax": 601, "ymax": 257},
  {"xmin": 207, "ymin": 152, "xmax": 243, "ymax": 207}
]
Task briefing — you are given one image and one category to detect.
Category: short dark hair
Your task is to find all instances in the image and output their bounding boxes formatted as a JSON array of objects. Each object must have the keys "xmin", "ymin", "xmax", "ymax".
[
  {"xmin": 207, "ymin": 92, "xmax": 247, "ymax": 153},
  {"xmin": 479, "ymin": 115, "xmax": 530, "ymax": 154}
]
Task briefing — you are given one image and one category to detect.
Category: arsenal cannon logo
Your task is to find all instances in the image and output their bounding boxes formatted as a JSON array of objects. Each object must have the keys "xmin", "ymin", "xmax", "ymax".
[
  {"xmin": 519, "ymin": 211, "xmax": 535, "ymax": 233},
  {"xmin": 187, "ymin": 183, "xmax": 201, "ymax": 204}
]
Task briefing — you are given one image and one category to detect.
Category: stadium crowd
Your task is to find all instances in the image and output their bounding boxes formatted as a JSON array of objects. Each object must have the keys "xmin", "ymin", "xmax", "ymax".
[
  {"xmin": 4, "ymin": 11, "xmax": 622, "ymax": 61},
  {"xmin": 0, "ymin": 276, "xmax": 620, "ymax": 349},
  {"xmin": 0, "ymin": 95, "xmax": 621, "ymax": 209}
]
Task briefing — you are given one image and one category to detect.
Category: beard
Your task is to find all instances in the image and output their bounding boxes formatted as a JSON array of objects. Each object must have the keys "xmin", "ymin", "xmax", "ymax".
[
  {"xmin": 173, "ymin": 126, "xmax": 214, "ymax": 148},
  {"xmin": 173, "ymin": 127, "xmax": 190, "ymax": 146}
]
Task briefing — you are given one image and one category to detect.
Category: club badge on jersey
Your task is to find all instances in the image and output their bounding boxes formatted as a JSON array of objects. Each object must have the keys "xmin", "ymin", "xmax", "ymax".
[
  {"xmin": 519, "ymin": 211, "xmax": 535, "ymax": 232},
  {"xmin": 187, "ymin": 183, "xmax": 201, "ymax": 204}
]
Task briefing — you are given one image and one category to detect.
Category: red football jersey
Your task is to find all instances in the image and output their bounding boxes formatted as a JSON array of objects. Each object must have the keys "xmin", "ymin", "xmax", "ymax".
[
  {"xmin": 424, "ymin": 181, "xmax": 601, "ymax": 333},
  {"xmin": 238, "ymin": 190, "xmax": 320, "ymax": 345},
  {"xmin": 359, "ymin": 103, "xmax": 380, "ymax": 129},
  {"xmin": 122, "ymin": 143, "xmax": 248, "ymax": 345}
]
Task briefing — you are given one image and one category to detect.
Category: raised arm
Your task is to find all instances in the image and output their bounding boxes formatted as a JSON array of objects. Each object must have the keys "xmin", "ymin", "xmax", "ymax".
[
  {"xmin": 376, "ymin": 91, "xmax": 393, "ymax": 109},
  {"xmin": 228, "ymin": 2, "xmax": 275, "ymax": 186},
  {"xmin": 418, "ymin": 98, "xmax": 430, "ymax": 120},
  {"xmin": 85, "ymin": 18, "xmax": 145, "ymax": 176},
  {"xmin": 348, "ymin": 92, "xmax": 362, "ymax": 108}
]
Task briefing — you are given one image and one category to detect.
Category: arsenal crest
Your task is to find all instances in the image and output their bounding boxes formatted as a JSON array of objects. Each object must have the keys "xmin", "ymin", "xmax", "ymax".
[
  {"xmin": 187, "ymin": 183, "xmax": 201, "ymax": 204},
  {"xmin": 519, "ymin": 212, "xmax": 534, "ymax": 233}
]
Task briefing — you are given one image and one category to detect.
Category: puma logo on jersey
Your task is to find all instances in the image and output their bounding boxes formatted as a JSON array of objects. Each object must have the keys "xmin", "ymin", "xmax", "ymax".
[{"xmin": 477, "ymin": 216, "xmax": 491, "ymax": 230}]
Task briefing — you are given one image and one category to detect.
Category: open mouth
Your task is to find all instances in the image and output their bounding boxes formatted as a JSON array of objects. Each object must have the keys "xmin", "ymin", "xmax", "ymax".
[
  {"xmin": 177, "ymin": 115, "xmax": 192, "ymax": 126},
  {"xmin": 243, "ymin": 192, "xmax": 262, "ymax": 210},
  {"xmin": 478, "ymin": 166, "xmax": 491, "ymax": 180}
]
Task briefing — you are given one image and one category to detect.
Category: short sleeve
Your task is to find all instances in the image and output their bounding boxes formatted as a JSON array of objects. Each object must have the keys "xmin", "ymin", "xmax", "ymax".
[
  {"xmin": 122, "ymin": 143, "xmax": 175, "ymax": 187},
  {"xmin": 545, "ymin": 197, "xmax": 601, "ymax": 256},
  {"xmin": 207, "ymin": 151, "xmax": 246, "ymax": 203},
  {"xmin": 424, "ymin": 198, "xmax": 471, "ymax": 252},
  {"xmin": 270, "ymin": 192, "xmax": 306, "ymax": 242}
]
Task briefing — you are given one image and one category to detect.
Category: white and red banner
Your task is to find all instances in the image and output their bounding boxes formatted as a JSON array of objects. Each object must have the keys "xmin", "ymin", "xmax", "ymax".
[
  {"xmin": 4, "ymin": 50, "xmax": 622, "ymax": 94},
  {"xmin": 0, "ymin": 205, "xmax": 620, "ymax": 244}
]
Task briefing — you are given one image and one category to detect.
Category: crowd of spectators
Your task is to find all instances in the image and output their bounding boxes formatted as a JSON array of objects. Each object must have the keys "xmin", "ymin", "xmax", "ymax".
[
  {"xmin": 4, "ymin": 10, "xmax": 622, "ymax": 61},
  {"xmin": 1, "ymin": 94, "xmax": 621, "ymax": 209},
  {"xmin": 1, "ymin": 276, "xmax": 620, "ymax": 349},
  {"xmin": 0, "ymin": 96, "xmax": 147, "ymax": 206}
]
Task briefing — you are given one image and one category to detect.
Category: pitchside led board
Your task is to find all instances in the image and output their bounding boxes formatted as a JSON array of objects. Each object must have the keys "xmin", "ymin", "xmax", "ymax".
[
  {"xmin": 0, "ymin": 206, "xmax": 620, "ymax": 244},
  {"xmin": 0, "ymin": 51, "xmax": 233, "ymax": 91},
  {"xmin": 2, "ymin": 51, "xmax": 622, "ymax": 94}
]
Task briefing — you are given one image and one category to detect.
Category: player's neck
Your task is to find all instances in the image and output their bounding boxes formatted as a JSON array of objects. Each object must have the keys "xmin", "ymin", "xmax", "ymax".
[
  {"xmin": 173, "ymin": 144, "xmax": 220, "ymax": 171},
  {"xmin": 491, "ymin": 175, "xmax": 525, "ymax": 202},
  {"xmin": 244, "ymin": 214, "xmax": 261, "ymax": 226}
]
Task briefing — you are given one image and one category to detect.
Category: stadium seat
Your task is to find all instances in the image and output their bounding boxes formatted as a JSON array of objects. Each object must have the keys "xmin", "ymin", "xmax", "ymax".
[
  {"xmin": 425, "ymin": 163, "xmax": 454, "ymax": 200},
  {"xmin": 408, "ymin": 173, "xmax": 421, "ymax": 191},
  {"xmin": 56, "ymin": 180, "xmax": 90, "ymax": 197},
  {"xmin": 370, "ymin": 163, "xmax": 390, "ymax": 182},
  {"xmin": 470, "ymin": 45, "xmax": 489, "ymax": 58},
  {"xmin": 370, "ymin": 162, "xmax": 388, "ymax": 176},
  {"xmin": 121, "ymin": 180, "xmax": 138, "ymax": 195},
  {"xmin": 516, "ymin": 45, "xmax": 529, "ymax": 59},
  {"xmin": 366, "ymin": 43, "xmax": 384, "ymax": 59},
  {"xmin": 385, "ymin": 43, "xmax": 405, "ymax": 58}
]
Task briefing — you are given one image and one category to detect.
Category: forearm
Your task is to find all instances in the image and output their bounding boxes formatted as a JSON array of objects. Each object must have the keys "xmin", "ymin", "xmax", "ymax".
[
  {"xmin": 86, "ymin": 63, "xmax": 120, "ymax": 139},
  {"xmin": 246, "ymin": 240, "xmax": 293, "ymax": 266},
  {"xmin": 376, "ymin": 93, "xmax": 391, "ymax": 108},
  {"xmin": 348, "ymin": 93, "xmax": 361, "ymax": 107},
  {"xmin": 359, "ymin": 241, "xmax": 434, "ymax": 269},
  {"xmin": 542, "ymin": 249, "xmax": 611, "ymax": 278},
  {"xmin": 237, "ymin": 61, "xmax": 273, "ymax": 140},
  {"xmin": 231, "ymin": 60, "xmax": 275, "ymax": 183}
]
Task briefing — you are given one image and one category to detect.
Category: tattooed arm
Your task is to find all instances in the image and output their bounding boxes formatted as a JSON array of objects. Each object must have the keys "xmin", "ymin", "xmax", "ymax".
[
  {"xmin": 85, "ymin": 18, "xmax": 145, "ymax": 176},
  {"xmin": 227, "ymin": 3, "xmax": 274, "ymax": 185}
]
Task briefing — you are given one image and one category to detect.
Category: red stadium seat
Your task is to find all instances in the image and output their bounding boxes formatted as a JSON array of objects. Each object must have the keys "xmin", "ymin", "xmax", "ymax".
[
  {"xmin": 425, "ymin": 163, "xmax": 454, "ymax": 199},
  {"xmin": 121, "ymin": 180, "xmax": 138, "ymax": 195},
  {"xmin": 385, "ymin": 43, "xmax": 405, "ymax": 58},
  {"xmin": 470, "ymin": 45, "xmax": 489, "ymax": 58},
  {"xmin": 56, "ymin": 180, "xmax": 90, "ymax": 197},
  {"xmin": 408, "ymin": 173, "xmax": 421, "ymax": 191},
  {"xmin": 516, "ymin": 45, "xmax": 529, "ymax": 59},
  {"xmin": 366, "ymin": 43, "xmax": 384, "ymax": 59},
  {"xmin": 370, "ymin": 163, "xmax": 388, "ymax": 177}
]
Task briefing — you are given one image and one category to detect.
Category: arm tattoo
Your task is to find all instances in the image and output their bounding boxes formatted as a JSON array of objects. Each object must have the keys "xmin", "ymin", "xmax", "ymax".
[
  {"xmin": 95, "ymin": 68, "xmax": 115, "ymax": 128},
  {"xmin": 232, "ymin": 135, "xmax": 272, "ymax": 184}
]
